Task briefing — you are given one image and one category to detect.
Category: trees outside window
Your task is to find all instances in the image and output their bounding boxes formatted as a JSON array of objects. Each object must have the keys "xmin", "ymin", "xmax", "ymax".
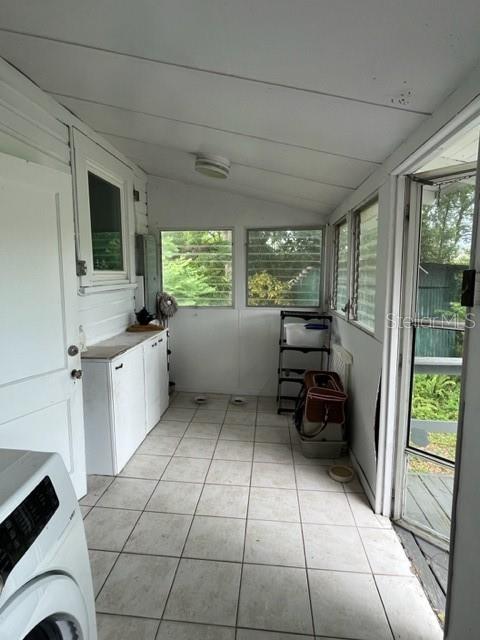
[
  {"xmin": 247, "ymin": 229, "xmax": 323, "ymax": 307},
  {"xmin": 160, "ymin": 230, "xmax": 233, "ymax": 306}
]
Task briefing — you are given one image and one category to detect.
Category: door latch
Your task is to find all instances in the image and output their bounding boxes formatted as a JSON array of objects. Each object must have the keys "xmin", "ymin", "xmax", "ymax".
[
  {"xmin": 461, "ymin": 269, "xmax": 476, "ymax": 307},
  {"xmin": 76, "ymin": 260, "xmax": 87, "ymax": 276}
]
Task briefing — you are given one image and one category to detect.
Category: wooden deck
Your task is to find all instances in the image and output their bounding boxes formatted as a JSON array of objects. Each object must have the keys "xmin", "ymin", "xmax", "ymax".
[{"xmin": 405, "ymin": 473, "xmax": 454, "ymax": 539}]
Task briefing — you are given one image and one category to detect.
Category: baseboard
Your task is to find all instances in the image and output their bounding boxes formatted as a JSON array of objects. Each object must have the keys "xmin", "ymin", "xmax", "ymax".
[{"xmin": 349, "ymin": 448, "xmax": 376, "ymax": 509}]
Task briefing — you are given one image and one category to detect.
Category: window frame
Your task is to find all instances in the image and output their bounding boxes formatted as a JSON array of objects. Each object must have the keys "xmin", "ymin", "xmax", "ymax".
[
  {"xmin": 159, "ymin": 227, "xmax": 235, "ymax": 308},
  {"xmin": 350, "ymin": 198, "xmax": 379, "ymax": 333},
  {"xmin": 245, "ymin": 225, "xmax": 325, "ymax": 309},
  {"xmin": 73, "ymin": 130, "xmax": 135, "ymax": 291},
  {"xmin": 329, "ymin": 195, "xmax": 379, "ymax": 336},
  {"xmin": 330, "ymin": 217, "xmax": 350, "ymax": 316}
]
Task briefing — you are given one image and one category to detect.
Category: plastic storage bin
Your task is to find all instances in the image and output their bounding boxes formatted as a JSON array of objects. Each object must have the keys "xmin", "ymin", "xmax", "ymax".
[{"xmin": 285, "ymin": 322, "xmax": 328, "ymax": 347}]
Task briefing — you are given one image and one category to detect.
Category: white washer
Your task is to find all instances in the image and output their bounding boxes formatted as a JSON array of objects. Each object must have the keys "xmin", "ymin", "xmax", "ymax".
[{"xmin": 0, "ymin": 449, "xmax": 96, "ymax": 640}]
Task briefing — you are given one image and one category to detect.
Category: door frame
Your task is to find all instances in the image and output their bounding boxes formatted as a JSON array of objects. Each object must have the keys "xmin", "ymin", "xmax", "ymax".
[
  {"xmin": 376, "ymin": 101, "xmax": 480, "ymax": 521},
  {"xmin": 391, "ymin": 173, "xmax": 475, "ymax": 547}
]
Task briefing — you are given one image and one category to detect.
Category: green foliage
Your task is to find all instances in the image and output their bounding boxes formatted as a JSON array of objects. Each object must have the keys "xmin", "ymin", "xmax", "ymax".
[
  {"xmin": 92, "ymin": 232, "xmax": 123, "ymax": 270},
  {"xmin": 411, "ymin": 374, "xmax": 460, "ymax": 421},
  {"xmin": 161, "ymin": 230, "xmax": 232, "ymax": 306},
  {"xmin": 247, "ymin": 229, "xmax": 323, "ymax": 306},
  {"xmin": 161, "ymin": 228, "xmax": 323, "ymax": 308},
  {"xmin": 420, "ymin": 184, "xmax": 475, "ymax": 265},
  {"xmin": 248, "ymin": 271, "xmax": 291, "ymax": 305}
]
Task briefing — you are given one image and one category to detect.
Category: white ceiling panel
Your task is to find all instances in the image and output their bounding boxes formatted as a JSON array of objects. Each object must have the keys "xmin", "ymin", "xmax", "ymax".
[
  {"xmin": 103, "ymin": 134, "xmax": 332, "ymax": 214},
  {"xmin": 58, "ymin": 95, "xmax": 375, "ymax": 189},
  {"xmin": 0, "ymin": 2, "xmax": 478, "ymax": 210},
  {"xmin": 420, "ymin": 122, "xmax": 480, "ymax": 171},
  {"xmin": 0, "ymin": 31, "xmax": 426, "ymax": 163},
  {"xmin": 1, "ymin": 0, "xmax": 479, "ymax": 113}
]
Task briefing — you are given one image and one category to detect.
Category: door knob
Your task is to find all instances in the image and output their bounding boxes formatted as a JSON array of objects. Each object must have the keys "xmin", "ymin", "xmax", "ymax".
[
  {"xmin": 68, "ymin": 345, "xmax": 79, "ymax": 356},
  {"xmin": 71, "ymin": 369, "xmax": 83, "ymax": 380}
]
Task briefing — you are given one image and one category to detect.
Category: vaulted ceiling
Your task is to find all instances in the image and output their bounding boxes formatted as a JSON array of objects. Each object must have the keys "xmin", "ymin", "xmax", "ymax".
[{"xmin": 1, "ymin": 1, "xmax": 479, "ymax": 213}]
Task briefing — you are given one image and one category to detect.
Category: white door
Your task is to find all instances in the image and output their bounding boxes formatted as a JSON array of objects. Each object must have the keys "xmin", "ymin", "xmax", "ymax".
[
  {"xmin": 111, "ymin": 348, "xmax": 146, "ymax": 471},
  {"xmin": 0, "ymin": 153, "xmax": 86, "ymax": 497}
]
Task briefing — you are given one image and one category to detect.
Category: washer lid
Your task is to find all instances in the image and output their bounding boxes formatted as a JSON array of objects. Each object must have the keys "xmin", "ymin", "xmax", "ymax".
[{"xmin": 0, "ymin": 574, "xmax": 89, "ymax": 640}]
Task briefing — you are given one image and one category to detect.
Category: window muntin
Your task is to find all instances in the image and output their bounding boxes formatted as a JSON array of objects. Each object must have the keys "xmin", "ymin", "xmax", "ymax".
[
  {"xmin": 333, "ymin": 221, "xmax": 349, "ymax": 313},
  {"xmin": 160, "ymin": 230, "xmax": 233, "ymax": 306},
  {"xmin": 247, "ymin": 228, "xmax": 323, "ymax": 307},
  {"xmin": 352, "ymin": 200, "xmax": 378, "ymax": 330},
  {"xmin": 88, "ymin": 172, "xmax": 124, "ymax": 272}
]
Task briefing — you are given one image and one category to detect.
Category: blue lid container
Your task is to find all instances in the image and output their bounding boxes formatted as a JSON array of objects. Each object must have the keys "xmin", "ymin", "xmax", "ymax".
[{"xmin": 304, "ymin": 323, "xmax": 328, "ymax": 330}]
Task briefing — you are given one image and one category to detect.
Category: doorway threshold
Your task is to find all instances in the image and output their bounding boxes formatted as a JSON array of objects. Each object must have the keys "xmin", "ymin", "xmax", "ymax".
[{"xmin": 394, "ymin": 523, "xmax": 448, "ymax": 627}]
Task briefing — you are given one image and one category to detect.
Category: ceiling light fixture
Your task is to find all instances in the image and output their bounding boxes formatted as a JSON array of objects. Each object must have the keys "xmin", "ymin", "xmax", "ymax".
[{"xmin": 195, "ymin": 153, "xmax": 230, "ymax": 179}]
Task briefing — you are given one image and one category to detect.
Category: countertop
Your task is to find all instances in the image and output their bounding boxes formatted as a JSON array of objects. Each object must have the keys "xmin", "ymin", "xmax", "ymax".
[{"xmin": 81, "ymin": 328, "xmax": 167, "ymax": 360}]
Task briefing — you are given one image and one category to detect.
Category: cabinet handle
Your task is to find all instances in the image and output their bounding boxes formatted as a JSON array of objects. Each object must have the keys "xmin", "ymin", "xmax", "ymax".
[
  {"xmin": 151, "ymin": 342, "xmax": 157, "ymax": 347},
  {"xmin": 115, "ymin": 363, "xmax": 124, "ymax": 370},
  {"xmin": 159, "ymin": 338, "xmax": 163, "ymax": 343}
]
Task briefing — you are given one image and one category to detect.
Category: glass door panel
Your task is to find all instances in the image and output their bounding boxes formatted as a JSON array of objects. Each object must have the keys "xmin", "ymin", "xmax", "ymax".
[
  {"xmin": 409, "ymin": 326, "xmax": 464, "ymax": 463},
  {"xmin": 400, "ymin": 174, "xmax": 476, "ymax": 542}
]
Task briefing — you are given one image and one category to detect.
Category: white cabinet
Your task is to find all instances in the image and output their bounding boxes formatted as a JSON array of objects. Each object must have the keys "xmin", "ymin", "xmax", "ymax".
[
  {"xmin": 111, "ymin": 348, "xmax": 146, "ymax": 471},
  {"xmin": 159, "ymin": 336, "xmax": 169, "ymax": 419},
  {"xmin": 144, "ymin": 334, "xmax": 169, "ymax": 432},
  {"xmin": 82, "ymin": 330, "xmax": 169, "ymax": 475}
]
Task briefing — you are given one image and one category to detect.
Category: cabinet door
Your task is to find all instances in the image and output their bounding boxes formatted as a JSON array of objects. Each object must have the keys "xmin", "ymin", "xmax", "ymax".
[
  {"xmin": 158, "ymin": 334, "xmax": 170, "ymax": 418},
  {"xmin": 144, "ymin": 336, "xmax": 162, "ymax": 432},
  {"xmin": 111, "ymin": 348, "xmax": 146, "ymax": 471}
]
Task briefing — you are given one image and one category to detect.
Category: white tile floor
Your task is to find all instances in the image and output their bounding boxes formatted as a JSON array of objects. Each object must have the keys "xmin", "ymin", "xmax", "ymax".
[{"xmin": 80, "ymin": 393, "xmax": 443, "ymax": 640}]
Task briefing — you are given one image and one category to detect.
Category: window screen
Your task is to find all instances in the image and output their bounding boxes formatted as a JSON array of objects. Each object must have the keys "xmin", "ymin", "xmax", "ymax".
[
  {"xmin": 160, "ymin": 230, "xmax": 233, "ymax": 306},
  {"xmin": 353, "ymin": 200, "xmax": 378, "ymax": 330},
  {"xmin": 333, "ymin": 221, "xmax": 349, "ymax": 312},
  {"xmin": 88, "ymin": 172, "xmax": 124, "ymax": 271},
  {"xmin": 247, "ymin": 228, "xmax": 323, "ymax": 307}
]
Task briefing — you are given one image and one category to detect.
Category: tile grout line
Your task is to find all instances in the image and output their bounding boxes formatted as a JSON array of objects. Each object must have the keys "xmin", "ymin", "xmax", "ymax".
[
  {"xmin": 289, "ymin": 415, "xmax": 317, "ymax": 638},
  {"xmin": 234, "ymin": 398, "xmax": 259, "ymax": 638},
  {"xmin": 93, "ymin": 400, "xmax": 191, "ymax": 621},
  {"xmin": 86, "ymin": 395, "xmax": 405, "ymax": 638},
  {"xmin": 352, "ymin": 501, "xmax": 396, "ymax": 640},
  {"xmin": 92, "ymin": 418, "xmax": 189, "ymax": 600},
  {"xmin": 158, "ymin": 402, "xmax": 225, "ymax": 628}
]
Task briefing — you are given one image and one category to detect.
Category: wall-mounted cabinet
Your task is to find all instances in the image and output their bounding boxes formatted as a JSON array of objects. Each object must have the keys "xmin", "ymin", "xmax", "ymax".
[{"xmin": 82, "ymin": 330, "xmax": 169, "ymax": 475}]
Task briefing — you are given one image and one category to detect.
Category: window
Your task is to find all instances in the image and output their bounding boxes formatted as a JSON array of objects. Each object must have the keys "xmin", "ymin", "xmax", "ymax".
[
  {"xmin": 88, "ymin": 172, "xmax": 124, "ymax": 271},
  {"xmin": 160, "ymin": 230, "xmax": 233, "ymax": 306},
  {"xmin": 74, "ymin": 130, "xmax": 134, "ymax": 289},
  {"xmin": 352, "ymin": 200, "xmax": 378, "ymax": 330},
  {"xmin": 332, "ymin": 220, "xmax": 349, "ymax": 313},
  {"xmin": 247, "ymin": 228, "xmax": 323, "ymax": 307}
]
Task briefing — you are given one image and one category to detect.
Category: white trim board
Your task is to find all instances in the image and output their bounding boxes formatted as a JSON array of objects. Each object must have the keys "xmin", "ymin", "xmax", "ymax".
[
  {"xmin": 0, "ymin": 56, "xmax": 146, "ymax": 181},
  {"xmin": 349, "ymin": 447, "xmax": 376, "ymax": 509}
]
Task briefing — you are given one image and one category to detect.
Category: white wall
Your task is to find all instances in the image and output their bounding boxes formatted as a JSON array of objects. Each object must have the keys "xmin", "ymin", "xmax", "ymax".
[
  {"xmin": 79, "ymin": 175, "xmax": 148, "ymax": 344},
  {"xmin": 0, "ymin": 58, "xmax": 148, "ymax": 346},
  {"xmin": 328, "ymin": 179, "xmax": 392, "ymax": 495},
  {"xmin": 327, "ymin": 61, "xmax": 480, "ymax": 508},
  {"xmin": 148, "ymin": 177, "xmax": 327, "ymax": 395}
]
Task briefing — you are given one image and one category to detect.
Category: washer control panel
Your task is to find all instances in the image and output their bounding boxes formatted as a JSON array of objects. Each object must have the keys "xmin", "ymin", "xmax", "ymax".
[{"xmin": 0, "ymin": 476, "xmax": 59, "ymax": 588}]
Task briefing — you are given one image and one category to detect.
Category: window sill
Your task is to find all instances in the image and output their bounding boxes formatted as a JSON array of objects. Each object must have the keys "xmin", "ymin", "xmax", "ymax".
[
  {"xmin": 78, "ymin": 282, "xmax": 138, "ymax": 296},
  {"xmin": 329, "ymin": 310, "xmax": 379, "ymax": 341}
]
